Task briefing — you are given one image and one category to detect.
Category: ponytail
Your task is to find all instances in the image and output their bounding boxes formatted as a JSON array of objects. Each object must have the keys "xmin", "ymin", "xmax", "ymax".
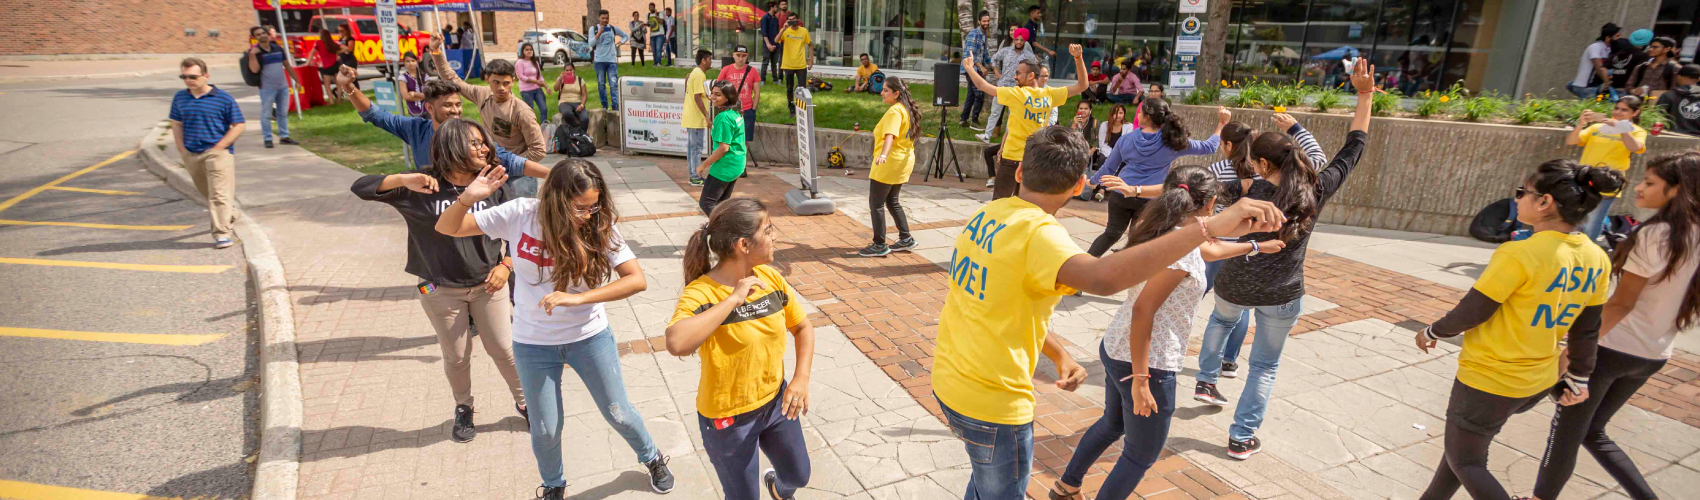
[
  {"xmin": 1526, "ymin": 159, "xmax": 1627, "ymax": 226},
  {"xmin": 1249, "ymin": 131, "xmax": 1318, "ymax": 242},
  {"xmin": 1143, "ymin": 99, "xmax": 1190, "ymax": 151},
  {"xmin": 885, "ymin": 77, "xmax": 922, "ymax": 140},
  {"xmin": 1126, "ymin": 165, "xmax": 1222, "ymax": 248},
  {"xmin": 682, "ymin": 198, "xmax": 769, "ymax": 285},
  {"xmin": 1220, "ymin": 121, "xmax": 1254, "ymax": 180}
]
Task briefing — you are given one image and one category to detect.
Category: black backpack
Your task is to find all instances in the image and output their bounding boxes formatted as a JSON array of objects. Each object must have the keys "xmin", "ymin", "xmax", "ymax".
[
  {"xmin": 554, "ymin": 124, "xmax": 595, "ymax": 157},
  {"xmin": 1469, "ymin": 198, "xmax": 1518, "ymax": 244},
  {"xmin": 238, "ymin": 53, "xmax": 262, "ymax": 87}
]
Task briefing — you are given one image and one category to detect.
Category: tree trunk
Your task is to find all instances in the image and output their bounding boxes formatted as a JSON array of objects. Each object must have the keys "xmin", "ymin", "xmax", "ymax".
[
  {"xmin": 958, "ymin": 0, "xmax": 975, "ymax": 40},
  {"xmin": 1198, "ymin": 0, "xmax": 1231, "ymax": 89},
  {"xmin": 586, "ymin": 0, "xmax": 601, "ymax": 33}
]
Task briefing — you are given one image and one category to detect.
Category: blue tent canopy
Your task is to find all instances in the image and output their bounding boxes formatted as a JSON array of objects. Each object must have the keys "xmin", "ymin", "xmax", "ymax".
[
  {"xmin": 1311, "ymin": 46, "xmax": 1361, "ymax": 61},
  {"xmin": 398, "ymin": 0, "xmax": 533, "ymax": 13}
]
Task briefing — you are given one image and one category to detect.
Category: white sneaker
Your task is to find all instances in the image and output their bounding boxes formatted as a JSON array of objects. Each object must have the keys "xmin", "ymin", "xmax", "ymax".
[
  {"xmin": 975, "ymin": 133, "xmax": 991, "ymax": 144},
  {"xmin": 985, "ymin": 178, "xmax": 995, "ymax": 188}
]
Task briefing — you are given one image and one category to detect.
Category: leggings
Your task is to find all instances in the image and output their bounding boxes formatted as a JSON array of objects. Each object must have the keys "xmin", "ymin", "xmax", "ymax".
[
  {"xmin": 1420, "ymin": 379, "xmax": 1546, "ymax": 500},
  {"xmin": 519, "ymin": 89, "xmax": 550, "ymax": 124},
  {"xmin": 699, "ymin": 380, "xmax": 811, "ymax": 499},
  {"xmin": 631, "ymin": 44, "xmax": 647, "ymax": 65},
  {"xmin": 868, "ymin": 180, "xmax": 910, "ymax": 245},
  {"xmin": 1087, "ymin": 191, "xmax": 1151, "ymax": 256},
  {"xmin": 699, "ymin": 175, "xmax": 738, "ymax": 215},
  {"xmin": 1534, "ymin": 347, "xmax": 1666, "ymax": 500}
]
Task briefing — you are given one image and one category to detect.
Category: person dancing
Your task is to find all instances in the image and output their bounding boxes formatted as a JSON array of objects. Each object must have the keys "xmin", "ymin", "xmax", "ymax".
[
  {"xmin": 963, "ymin": 43, "xmax": 1090, "ymax": 200},
  {"xmin": 1084, "ymin": 101, "xmax": 1228, "ymax": 257},
  {"xmin": 859, "ymin": 77, "xmax": 922, "ymax": 257},
  {"xmin": 696, "ymin": 81, "xmax": 748, "ymax": 215},
  {"xmin": 433, "ymin": 159, "xmax": 676, "ymax": 499}
]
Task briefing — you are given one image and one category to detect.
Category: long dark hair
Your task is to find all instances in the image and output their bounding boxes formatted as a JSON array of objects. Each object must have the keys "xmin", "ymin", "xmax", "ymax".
[
  {"xmin": 536, "ymin": 159, "xmax": 621, "ymax": 292},
  {"xmin": 1612, "ymin": 152, "xmax": 1700, "ymax": 329},
  {"xmin": 520, "ymin": 42, "xmax": 543, "ymax": 72},
  {"xmin": 1126, "ymin": 165, "xmax": 1222, "ymax": 248},
  {"xmin": 712, "ymin": 80, "xmax": 741, "ymax": 111},
  {"xmin": 682, "ymin": 198, "xmax": 768, "ymax": 284},
  {"xmin": 317, "ymin": 29, "xmax": 339, "ymax": 52},
  {"xmin": 1141, "ymin": 98, "xmax": 1190, "ymax": 151},
  {"xmin": 1249, "ymin": 131, "xmax": 1318, "ymax": 242},
  {"xmin": 1220, "ymin": 121, "xmax": 1254, "ymax": 180},
  {"xmin": 884, "ymin": 76, "xmax": 922, "ymax": 141},
  {"xmin": 429, "ymin": 119, "xmax": 499, "ymax": 178},
  {"xmin": 1526, "ymin": 159, "xmax": 1626, "ymax": 226}
]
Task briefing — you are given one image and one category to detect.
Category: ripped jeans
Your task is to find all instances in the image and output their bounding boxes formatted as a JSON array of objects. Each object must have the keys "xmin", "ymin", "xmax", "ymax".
[{"xmin": 514, "ymin": 328, "xmax": 660, "ymax": 487}]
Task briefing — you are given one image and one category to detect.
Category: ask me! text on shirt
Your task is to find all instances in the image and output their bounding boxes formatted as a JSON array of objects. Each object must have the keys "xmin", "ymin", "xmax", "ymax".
[
  {"xmin": 949, "ymin": 211, "xmax": 1006, "ymax": 301},
  {"xmin": 1533, "ymin": 265, "xmax": 1606, "ymax": 328}
]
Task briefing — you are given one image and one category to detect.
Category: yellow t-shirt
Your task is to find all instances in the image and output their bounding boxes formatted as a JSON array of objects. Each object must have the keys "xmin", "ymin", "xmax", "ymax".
[
  {"xmin": 669, "ymin": 264, "xmax": 806, "ymax": 418},
  {"xmin": 1576, "ymin": 122, "xmax": 1647, "ymax": 196},
  {"xmin": 683, "ymin": 68, "xmax": 708, "ymax": 129},
  {"xmin": 1459, "ymin": 231, "xmax": 1612, "ymax": 398},
  {"xmin": 997, "ymin": 86, "xmax": 1071, "ymax": 161},
  {"xmin": 780, "ymin": 27, "xmax": 811, "ymax": 70},
  {"xmin": 869, "ymin": 104, "xmax": 915, "ymax": 184},
  {"xmin": 856, "ymin": 63, "xmax": 879, "ymax": 83},
  {"xmin": 932, "ymin": 197, "xmax": 1087, "ymax": 425}
]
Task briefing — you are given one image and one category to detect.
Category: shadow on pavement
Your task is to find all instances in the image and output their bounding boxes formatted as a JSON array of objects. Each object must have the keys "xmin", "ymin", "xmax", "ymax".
[
  {"xmin": 288, "ymin": 284, "xmax": 418, "ymax": 305},
  {"xmin": 35, "ymin": 231, "xmax": 212, "ymax": 256},
  {"xmin": 568, "ymin": 470, "xmax": 654, "ymax": 499},
  {"xmin": 296, "ymin": 335, "xmax": 441, "ymax": 364},
  {"xmin": 145, "ymin": 460, "xmax": 250, "ymax": 500},
  {"xmin": 302, "ymin": 415, "xmax": 527, "ymax": 461}
]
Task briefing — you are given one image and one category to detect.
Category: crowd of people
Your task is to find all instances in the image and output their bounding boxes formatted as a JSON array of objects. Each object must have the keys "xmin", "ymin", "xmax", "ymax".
[
  {"xmin": 1571, "ymin": 22, "xmax": 1700, "ymax": 139},
  {"xmin": 166, "ymin": 10, "xmax": 1700, "ymax": 500}
]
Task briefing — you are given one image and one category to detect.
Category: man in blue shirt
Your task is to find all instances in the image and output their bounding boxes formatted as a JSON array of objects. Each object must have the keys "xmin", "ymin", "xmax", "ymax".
[
  {"xmin": 333, "ymin": 66, "xmax": 548, "ymax": 178},
  {"xmin": 169, "ymin": 57, "xmax": 246, "ymax": 249},
  {"xmin": 960, "ymin": 11, "xmax": 994, "ymax": 129},
  {"xmin": 248, "ymin": 26, "xmax": 298, "ymax": 149},
  {"xmin": 589, "ymin": 10, "xmax": 628, "ymax": 110},
  {"xmin": 759, "ymin": 1, "xmax": 785, "ymax": 84}
]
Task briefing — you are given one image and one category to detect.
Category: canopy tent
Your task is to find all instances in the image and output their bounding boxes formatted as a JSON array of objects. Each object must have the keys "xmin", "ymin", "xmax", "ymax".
[
  {"xmin": 252, "ymin": 0, "xmax": 435, "ymax": 10},
  {"xmin": 693, "ymin": 0, "xmax": 767, "ymax": 30},
  {"xmin": 397, "ymin": 0, "xmax": 535, "ymax": 13}
]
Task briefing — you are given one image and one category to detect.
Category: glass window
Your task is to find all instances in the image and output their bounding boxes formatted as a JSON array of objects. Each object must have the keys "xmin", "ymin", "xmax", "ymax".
[
  {"xmin": 898, "ymin": 0, "xmax": 959, "ymax": 72},
  {"xmin": 852, "ymin": 0, "xmax": 904, "ymax": 69},
  {"xmin": 1373, "ymin": 0, "xmax": 1454, "ymax": 95},
  {"xmin": 356, "ymin": 20, "xmax": 380, "ymax": 36},
  {"xmin": 1115, "ymin": 0, "xmax": 1176, "ymax": 87},
  {"xmin": 1053, "ymin": 0, "xmax": 1120, "ymax": 80},
  {"xmin": 1229, "ymin": 0, "xmax": 1309, "ymax": 84},
  {"xmin": 1297, "ymin": 0, "xmax": 1377, "ymax": 89}
]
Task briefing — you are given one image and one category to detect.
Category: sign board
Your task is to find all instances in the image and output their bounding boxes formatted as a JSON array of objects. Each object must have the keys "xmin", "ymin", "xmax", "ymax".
[
  {"xmin": 1180, "ymin": 0, "xmax": 1207, "ymax": 14},
  {"xmin": 1181, "ymin": 16, "xmax": 1201, "ymax": 35},
  {"xmin": 1176, "ymin": 35, "xmax": 1203, "ymax": 56},
  {"xmin": 794, "ymin": 87, "xmax": 819, "ymax": 193},
  {"xmin": 373, "ymin": 81, "xmax": 400, "ymax": 113},
  {"xmin": 620, "ymin": 77, "xmax": 689, "ymax": 156},
  {"xmin": 1170, "ymin": 70, "xmax": 1196, "ymax": 89},
  {"xmin": 377, "ymin": 0, "xmax": 400, "ymax": 60}
]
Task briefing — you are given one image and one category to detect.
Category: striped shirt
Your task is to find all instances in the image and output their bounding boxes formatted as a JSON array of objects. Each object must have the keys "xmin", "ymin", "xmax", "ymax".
[
  {"xmin": 1207, "ymin": 123, "xmax": 1326, "ymax": 184},
  {"xmin": 169, "ymin": 86, "xmax": 245, "ymax": 154}
]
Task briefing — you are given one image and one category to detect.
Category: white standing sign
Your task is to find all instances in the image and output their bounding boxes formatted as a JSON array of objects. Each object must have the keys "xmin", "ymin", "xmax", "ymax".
[
  {"xmin": 1170, "ymin": 70, "xmax": 1196, "ymax": 89},
  {"xmin": 620, "ymin": 77, "xmax": 689, "ymax": 155},
  {"xmin": 1180, "ymin": 0, "xmax": 1207, "ymax": 14},
  {"xmin": 794, "ymin": 88, "xmax": 818, "ymax": 193},
  {"xmin": 378, "ymin": 0, "xmax": 400, "ymax": 60},
  {"xmin": 1176, "ymin": 35, "xmax": 1203, "ymax": 56}
]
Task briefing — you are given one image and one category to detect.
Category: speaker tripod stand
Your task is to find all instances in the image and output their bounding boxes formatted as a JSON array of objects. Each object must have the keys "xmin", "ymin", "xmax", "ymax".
[{"xmin": 925, "ymin": 106, "xmax": 964, "ymax": 182}]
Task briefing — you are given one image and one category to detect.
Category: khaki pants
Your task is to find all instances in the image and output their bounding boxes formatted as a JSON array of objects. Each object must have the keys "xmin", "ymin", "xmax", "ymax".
[
  {"xmin": 182, "ymin": 149, "xmax": 237, "ymax": 238},
  {"xmin": 419, "ymin": 284, "xmax": 526, "ymax": 408}
]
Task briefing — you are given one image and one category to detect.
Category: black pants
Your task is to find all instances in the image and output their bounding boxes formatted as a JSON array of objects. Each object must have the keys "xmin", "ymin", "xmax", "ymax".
[
  {"xmin": 631, "ymin": 44, "xmax": 646, "ymax": 65},
  {"xmin": 763, "ymin": 44, "xmax": 782, "ymax": 83},
  {"xmin": 992, "ymin": 157, "xmax": 1022, "ymax": 200},
  {"xmin": 869, "ymin": 180, "xmax": 911, "ymax": 245},
  {"xmin": 699, "ymin": 175, "xmax": 738, "ymax": 215},
  {"xmin": 699, "ymin": 380, "xmax": 811, "ymax": 499},
  {"xmin": 1535, "ymin": 347, "xmax": 1666, "ymax": 500},
  {"xmin": 1420, "ymin": 379, "xmax": 1547, "ymax": 500},
  {"xmin": 960, "ymin": 87, "xmax": 986, "ymax": 123},
  {"xmin": 782, "ymin": 68, "xmax": 808, "ymax": 114},
  {"xmin": 1087, "ymin": 191, "xmax": 1151, "ymax": 256}
]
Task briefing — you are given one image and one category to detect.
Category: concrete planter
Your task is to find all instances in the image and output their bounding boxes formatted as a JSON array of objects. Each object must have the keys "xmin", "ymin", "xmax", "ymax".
[
  {"xmin": 747, "ymin": 122, "xmax": 997, "ymax": 179},
  {"xmin": 1170, "ymin": 104, "xmax": 1700, "ymax": 236}
]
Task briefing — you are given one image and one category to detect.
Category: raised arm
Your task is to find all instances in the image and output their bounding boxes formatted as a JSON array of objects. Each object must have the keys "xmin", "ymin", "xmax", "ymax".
[
  {"xmin": 1056, "ymin": 198, "xmax": 1287, "ymax": 295},
  {"xmin": 964, "ymin": 51, "xmax": 1000, "ymax": 95},
  {"xmin": 1349, "ymin": 61, "xmax": 1374, "ymax": 133},
  {"xmin": 1065, "ymin": 45, "xmax": 1089, "ymax": 97}
]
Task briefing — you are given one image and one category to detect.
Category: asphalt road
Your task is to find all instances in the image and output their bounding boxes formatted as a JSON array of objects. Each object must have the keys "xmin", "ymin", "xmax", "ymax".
[{"xmin": 0, "ymin": 73, "xmax": 259, "ymax": 499}]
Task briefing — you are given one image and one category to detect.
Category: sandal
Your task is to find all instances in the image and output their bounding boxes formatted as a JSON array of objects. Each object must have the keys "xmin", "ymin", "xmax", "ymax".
[{"xmin": 1049, "ymin": 480, "xmax": 1084, "ymax": 500}]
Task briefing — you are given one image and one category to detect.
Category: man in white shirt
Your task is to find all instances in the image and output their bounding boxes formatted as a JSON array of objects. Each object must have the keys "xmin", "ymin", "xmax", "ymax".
[{"xmin": 1570, "ymin": 23, "xmax": 1621, "ymax": 100}]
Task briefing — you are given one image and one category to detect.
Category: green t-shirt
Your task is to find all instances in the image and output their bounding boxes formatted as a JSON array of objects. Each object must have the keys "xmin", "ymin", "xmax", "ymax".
[{"xmin": 709, "ymin": 109, "xmax": 746, "ymax": 182}]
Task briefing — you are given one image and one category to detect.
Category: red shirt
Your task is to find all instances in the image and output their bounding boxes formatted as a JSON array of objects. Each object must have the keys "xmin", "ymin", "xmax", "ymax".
[{"xmin": 717, "ymin": 64, "xmax": 761, "ymax": 111}]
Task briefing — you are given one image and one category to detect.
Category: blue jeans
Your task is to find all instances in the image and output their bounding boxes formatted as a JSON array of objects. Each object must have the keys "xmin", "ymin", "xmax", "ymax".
[
  {"xmin": 513, "ymin": 329, "xmax": 660, "ymax": 488},
  {"xmin": 594, "ymin": 62, "xmax": 620, "ymax": 109},
  {"xmin": 1203, "ymin": 259, "xmax": 1251, "ymax": 364},
  {"xmin": 1566, "ymin": 82, "xmax": 1621, "ymax": 102},
  {"xmin": 650, "ymin": 35, "xmax": 668, "ymax": 63},
  {"xmin": 960, "ymin": 87, "xmax": 985, "ymax": 122},
  {"xmin": 940, "ymin": 397, "xmax": 1033, "ymax": 500},
  {"xmin": 258, "ymin": 87, "xmax": 291, "ymax": 141},
  {"xmin": 1195, "ymin": 295, "xmax": 1303, "ymax": 441},
  {"xmin": 519, "ymin": 88, "xmax": 549, "ymax": 124},
  {"xmin": 1059, "ymin": 343, "xmax": 1177, "ymax": 500},
  {"xmin": 698, "ymin": 380, "xmax": 811, "ymax": 499},
  {"xmin": 1580, "ymin": 195, "xmax": 1617, "ymax": 246},
  {"xmin": 686, "ymin": 127, "xmax": 707, "ymax": 180},
  {"xmin": 1105, "ymin": 93, "xmax": 1135, "ymax": 104}
]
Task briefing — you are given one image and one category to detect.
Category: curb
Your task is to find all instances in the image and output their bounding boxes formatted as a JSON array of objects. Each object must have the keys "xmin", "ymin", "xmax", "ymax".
[
  {"xmin": 0, "ymin": 63, "xmax": 237, "ymax": 84},
  {"xmin": 136, "ymin": 122, "xmax": 301, "ymax": 500}
]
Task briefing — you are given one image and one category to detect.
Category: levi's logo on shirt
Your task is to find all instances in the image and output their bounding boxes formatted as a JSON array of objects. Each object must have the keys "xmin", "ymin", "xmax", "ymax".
[{"xmin": 516, "ymin": 233, "xmax": 553, "ymax": 267}]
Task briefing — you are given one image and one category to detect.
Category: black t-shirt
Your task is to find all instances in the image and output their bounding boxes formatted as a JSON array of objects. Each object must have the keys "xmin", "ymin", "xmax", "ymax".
[
  {"xmin": 351, "ymin": 171, "xmax": 513, "ymax": 288},
  {"xmin": 1213, "ymin": 130, "xmax": 1368, "ymax": 306},
  {"xmin": 1606, "ymin": 40, "xmax": 1648, "ymax": 89}
]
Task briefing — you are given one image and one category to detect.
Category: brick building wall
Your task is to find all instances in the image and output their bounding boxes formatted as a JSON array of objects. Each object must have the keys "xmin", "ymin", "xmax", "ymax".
[
  {"xmin": 421, "ymin": 0, "xmax": 669, "ymax": 63},
  {"xmin": 0, "ymin": 0, "xmax": 257, "ymax": 56}
]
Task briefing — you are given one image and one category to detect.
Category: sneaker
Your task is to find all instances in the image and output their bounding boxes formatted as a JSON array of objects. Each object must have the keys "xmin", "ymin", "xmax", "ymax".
[
  {"xmin": 858, "ymin": 243, "xmax": 891, "ymax": 257},
  {"xmin": 278, "ymin": 137, "xmax": 300, "ymax": 146},
  {"xmin": 985, "ymin": 178, "xmax": 996, "ymax": 188},
  {"xmin": 645, "ymin": 455, "xmax": 675, "ymax": 494},
  {"xmin": 968, "ymin": 124, "xmax": 986, "ymax": 131},
  {"xmin": 214, "ymin": 237, "xmax": 234, "ymax": 249},
  {"xmin": 975, "ymin": 132, "xmax": 992, "ymax": 144},
  {"xmin": 1194, "ymin": 381, "xmax": 1228, "ymax": 406},
  {"xmin": 764, "ymin": 468, "xmax": 788, "ymax": 499},
  {"xmin": 741, "ymin": 171, "xmax": 748, "ymax": 178},
  {"xmin": 1227, "ymin": 436, "xmax": 1262, "ymax": 460},
  {"xmin": 1221, "ymin": 361, "xmax": 1240, "ymax": 379},
  {"xmin": 689, "ymin": 176, "xmax": 704, "ymax": 186},
  {"xmin": 958, "ymin": 119, "xmax": 969, "ymax": 128},
  {"xmin": 535, "ymin": 486, "xmax": 565, "ymax": 500},
  {"xmin": 889, "ymin": 237, "xmax": 918, "ymax": 252},
  {"xmin": 517, "ymin": 402, "xmax": 529, "ymax": 424},
  {"xmin": 452, "ymin": 404, "xmax": 476, "ymax": 443},
  {"xmin": 264, "ymin": 139, "xmax": 274, "ymax": 148}
]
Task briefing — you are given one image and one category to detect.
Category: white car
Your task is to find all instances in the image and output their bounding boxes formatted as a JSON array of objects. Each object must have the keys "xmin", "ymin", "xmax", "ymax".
[{"xmin": 518, "ymin": 29, "xmax": 592, "ymax": 65}]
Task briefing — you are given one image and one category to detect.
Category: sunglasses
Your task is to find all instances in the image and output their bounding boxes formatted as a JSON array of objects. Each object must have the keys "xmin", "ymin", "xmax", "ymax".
[
  {"xmin": 1514, "ymin": 186, "xmax": 1540, "ymax": 200},
  {"xmin": 179, "ymin": 74, "xmax": 204, "ymax": 80}
]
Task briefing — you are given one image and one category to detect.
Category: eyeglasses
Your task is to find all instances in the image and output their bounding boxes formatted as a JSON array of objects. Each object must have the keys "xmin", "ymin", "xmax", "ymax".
[
  {"xmin": 573, "ymin": 204, "xmax": 601, "ymax": 217},
  {"xmin": 1514, "ymin": 186, "xmax": 1537, "ymax": 199},
  {"xmin": 179, "ymin": 74, "xmax": 204, "ymax": 80},
  {"xmin": 467, "ymin": 140, "xmax": 490, "ymax": 151}
]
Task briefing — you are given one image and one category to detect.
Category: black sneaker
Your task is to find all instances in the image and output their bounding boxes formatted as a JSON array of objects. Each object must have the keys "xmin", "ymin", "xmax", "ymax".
[
  {"xmin": 764, "ymin": 468, "xmax": 788, "ymax": 499},
  {"xmin": 645, "ymin": 455, "xmax": 675, "ymax": 494},
  {"xmin": 1194, "ymin": 381, "xmax": 1228, "ymax": 406},
  {"xmin": 858, "ymin": 243, "xmax": 891, "ymax": 257},
  {"xmin": 517, "ymin": 402, "xmax": 529, "ymax": 424},
  {"xmin": 451, "ymin": 404, "xmax": 476, "ymax": 443},
  {"xmin": 1228, "ymin": 436, "xmax": 1262, "ymax": 460},
  {"xmin": 264, "ymin": 140, "xmax": 274, "ymax": 148},
  {"xmin": 535, "ymin": 485, "xmax": 565, "ymax": 500},
  {"xmin": 689, "ymin": 176, "xmax": 704, "ymax": 186},
  {"xmin": 889, "ymin": 237, "xmax": 918, "ymax": 252},
  {"xmin": 278, "ymin": 137, "xmax": 300, "ymax": 146},
  {"xmin": 1221, "ymin": 361, "xmax": 1240, "ymax": 379}
]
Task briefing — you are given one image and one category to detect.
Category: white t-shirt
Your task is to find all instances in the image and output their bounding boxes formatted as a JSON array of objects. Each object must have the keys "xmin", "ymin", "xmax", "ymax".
[
  {"xmin": 474, "ymin": 198, "xmax": 636, "ymax": 345},
  {"xmin": 1573, "ymin": 41, "xmax": 1611, "ymax": 87},
  {"xmin": 1102, "ymin": 246, "xmax": 1206, "ymax": 371},
  {"xmin": 1600, "ymin": 223, "xmax": 1697, "ymax": 360}
]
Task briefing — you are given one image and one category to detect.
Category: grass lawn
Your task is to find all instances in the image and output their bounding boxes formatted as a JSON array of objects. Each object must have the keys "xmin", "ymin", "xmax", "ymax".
[{"xmin": 290, "ymin": 62, "xmax": 1095, "ymax": 175}]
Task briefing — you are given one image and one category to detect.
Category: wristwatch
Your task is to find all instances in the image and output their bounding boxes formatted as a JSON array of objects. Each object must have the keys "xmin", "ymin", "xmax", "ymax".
[{"xmin": 1247, "ymin": 240, "xmax": 1262, "ymax": 257}]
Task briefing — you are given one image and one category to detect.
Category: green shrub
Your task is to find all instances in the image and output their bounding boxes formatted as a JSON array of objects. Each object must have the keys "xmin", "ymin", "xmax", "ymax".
[
  {"xmin": 1269, "ymin": 83, "xmax": 1306, "ymax": 108},
  {"xmin": 1184, "ymin": 86, "xmax": 1221, "ymax": 105},
  {"xmin": 1640, "ymin": 103, "xmax": 1670, "ymax": 129},
  {"xmin": 1413, "ymin": 91, "xmax": 1454, "ymax": 118},
  {"xmin": 1370, "ymin": 89, "xmax": 1403, "ymax": 116},
  {"xmin": 1556, "ymin": 97, "xmax": 1614, "ymax": 125},
  {"xmin": 1226, "ymin": 82, "xmax": 1267, "ymax": 108},
  {"xmin": 1510, "ymin": 98, "xmax": 1559, "ymax": 125},
  {"xmin": 1458, "ymin": 93, "xmax": 1509, "ymax": 122},
  {"xmin": 1311, "ymin": 88, "xmax": 1344, "ymax": 113}
]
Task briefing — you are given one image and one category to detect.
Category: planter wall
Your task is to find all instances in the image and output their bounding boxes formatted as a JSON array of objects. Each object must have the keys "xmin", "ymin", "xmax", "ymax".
[
  {"xmin": 748, "ymin": 123, "xmax": 996, "ymax": 179},
  {"xmin": 1170, "ymin": 105, "xmax": 1700, "ymax": 236}
]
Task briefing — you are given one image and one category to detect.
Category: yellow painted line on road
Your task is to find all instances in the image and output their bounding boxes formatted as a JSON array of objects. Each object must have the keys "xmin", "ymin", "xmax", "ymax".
[
  {"xmin": 0, "ymin": 257, "xmax": 231, "ymax": 274},
  {"xmin": 0, "ymin": 219, "xmax": 191, "ymax": 231},
  {"xmin": 0, "ymin": 150, "xmax": 135, "ymax": 212},
  {"xmin": 46, "ymin": 186, "xmax": 144, "ymax": 196},
  {"xmin": 0, "ymin": 479, "xmax": 183, "ymax": 500},
  {"xmin": 0, "ymin": 327, "xmax": 225, "ymax": 346}
]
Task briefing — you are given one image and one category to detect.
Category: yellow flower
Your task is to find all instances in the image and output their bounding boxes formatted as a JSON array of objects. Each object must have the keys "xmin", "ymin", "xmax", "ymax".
[
  {"xmin": 1273, "ymin": 106, "xmax": 1287, "ymax": 113},
  {"xmin": 1596, "ymin": 94, "xmax": 1604, "ymax": 102},
  {"xmin": 1439, "ymin": 95, "xmax": 1450, "ymax": 103},
  {"xmin": 1221, "ymin": 79, "xmax": 1230, "ymax": 87}
]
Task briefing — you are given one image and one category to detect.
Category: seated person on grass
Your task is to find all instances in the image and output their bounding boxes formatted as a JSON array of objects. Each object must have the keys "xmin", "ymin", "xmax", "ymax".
[{"xmin": 847, "ymin": 53, "xmax": 879, "ymax": 93}]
